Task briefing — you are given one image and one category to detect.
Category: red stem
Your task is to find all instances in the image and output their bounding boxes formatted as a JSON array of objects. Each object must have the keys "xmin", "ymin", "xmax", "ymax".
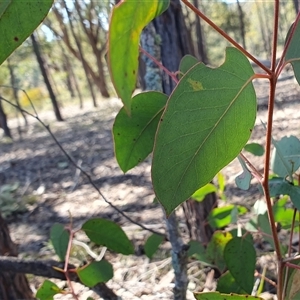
[
  {"xmin": 261, "ymin": 2, "xmax": 284, "ymax": 300},
  {"xmin": 63, "ymin": 226, "xmax": 79, "ymax": 300},
  {"xmin": 139, "ymin": 46, "xmax": 178, "ymax": 84}
]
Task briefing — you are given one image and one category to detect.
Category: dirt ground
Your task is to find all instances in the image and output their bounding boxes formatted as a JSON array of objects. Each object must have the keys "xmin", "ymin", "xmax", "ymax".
[{"xmin": 1, "ymin": 73, "xmax": 300, "ymax": 299}]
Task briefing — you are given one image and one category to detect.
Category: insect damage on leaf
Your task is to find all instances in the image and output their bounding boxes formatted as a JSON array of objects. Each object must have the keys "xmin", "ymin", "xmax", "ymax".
[{"xmin": 187, "ymin": 78, "xmax": 204, "ymax": 91}]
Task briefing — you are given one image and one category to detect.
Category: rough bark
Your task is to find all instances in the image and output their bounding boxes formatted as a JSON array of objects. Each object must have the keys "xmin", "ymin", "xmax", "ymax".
[
  {"xmin": 182, "ymin": 193, "xmax": 217, "ymax": 244},
  {"xmin": 153, "ymin": 0, "xmax": 193, "ymax": 95},
  {"xmin": 140, "ymin": 23, "xmax": 163, "ymax": 91},
  {"xmin": 30, "ymin": 33, "xmax": 63, "ymax": 121},
  {"xmin": 0, "ymin": 213, "xmax": 34, "ymax": 299}
]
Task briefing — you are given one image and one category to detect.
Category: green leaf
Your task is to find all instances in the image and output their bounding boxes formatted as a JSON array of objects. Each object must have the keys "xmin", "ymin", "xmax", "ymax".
[
  {"xmin": 36, "ymin": 280, "xmax": 62, "ymax": 300},
  {"xmin": 108, "ymin": 0, "xmax": 169, "ymax": 113},
  {"xmin": 113, "ymin": 92, "xmax": 167, "ymax": 172},
  {"xmin": 0, "ymin": 0, "xmax": 53, "ymax": 66},
  {"xmin": 77, "ymin": 260, "xmax": 113, "ymax": 287},
  {"xmin": 82, "ymin": 218, "xmax": 134, "ymax": 255},
  {"xmin": 188, "ymin": 240, "xmax": 214, "ymax": 267},
  {"xmin": 268, "ymin": 177, "xmax": 300, "ymax": 211},
  {"xmin": 271, "ymin": 136, "xmax": 300, "ymax": 178},
  {"xmin": 191, "ymin": 183, "xmax": 217, "ymax": 202},
  {"xmin": 230, "ymin": 228, "xmax": 254, "ymax": 244},
  {"xmin": 179, "ymin": 54, "xmax": 199, "ymax": 77},
  {"xmin": 208, "ymin": 205, "xmax": 247, "ymax": 229},
  {"xmin": 0, "ymin": 0, "xmax": 11, "ymax": 19},
  {"xmin": 194, "ymin": 292, "xmax": 263, "ymax": 300},
  {"xmin": 224, "ymin": 237, "xmax": 256, "ymax": 294},
  {"xmin": 256, "ymin": 211, "xmax": 287, "ymax": 253},
  {"xmin": 50, "ymin": 224, "xmax": 69, "ymax": 261},
  {"xmin": 286, "ymin": 261, "xmax": 300, "ymax": 300},
  {"xmin": 235, "ymin": 155, "xmax": 252, "ymax": 190},
  {"xmin": 144, "ymin": 233, "xmax": 164, "ymax": 259},
  {"xmin": 285, "ymin": 21, "xmax": 300, "ymax": 85},
  {"xmin": 273, "ymin": 198, "xmax": 300, "ymax": 229},
  {"xmin": 244, "ymin": 143, "xmax": 264, "ymax": 156},
  {"xmin": 206, "ymin": 231, "xmax": 232, "ymax": 272},
  {"xmin": 217, "ymin": 172, "xmax": 226, "ymax": 195},
  {"xmin": 152, "ymin": 47, "xmax": 256, "ymax": 215},
  {"xmin": 216, "ymin": 271, "xmax": 246, "ymax": 294}
]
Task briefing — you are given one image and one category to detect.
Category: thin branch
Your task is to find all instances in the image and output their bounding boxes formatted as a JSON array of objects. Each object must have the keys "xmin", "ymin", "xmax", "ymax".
[
  {"xmin": 0, "ymin": 95, "xmax": 165, "ymax": 239},
  {"xmin": 239, "ymin": 152, "xmax": 263, "ymax": 181}
]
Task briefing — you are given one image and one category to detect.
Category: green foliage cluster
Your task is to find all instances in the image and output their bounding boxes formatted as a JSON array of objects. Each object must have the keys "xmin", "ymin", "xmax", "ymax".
[
  {"xmin": 2, "ymin": 1, "xmax": 300, "ymax": 300},
  {"xmin": 37, "ymin": 219, "xmax": 133, "ymax": 299},
  {"xmin": 107, "ymin": 1, "xmax": 300, "ymax": 299}
]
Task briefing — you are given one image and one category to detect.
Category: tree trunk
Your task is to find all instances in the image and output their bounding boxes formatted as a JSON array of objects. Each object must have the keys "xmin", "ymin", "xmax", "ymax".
[
  {"xmin": 293, "ymin": 0, "xmax": 299, "ymax": 14},
  {"xmin": 192, "ymin": 0, "xmax": 208, "ymax": 64},
  {"xmin": 153, "ymin": 0, "xmax": 193, "ymax": 95},
  {"xmin": 30, "ymin": 33, "xmax": 63, "ymax": 121},
  {"xmin": 255, "ymin": 0, "xmax": 270, "ymax": 57},
  {"xmin": 63, "ymin": 57, "xmax": 75, "ymax": 99},
  {"xmin": 0, "ymin": 213, "xmax": 35, "ymax": 299},
  {"xmin": 140, "ymin": 23, "xmax": 163, "ymax": 91},
  {"xmin": 50, "ymin": 2, "xmax": 110, "ymax": 99},
  {"xmin": 74, "ymin": 0, "xmax": 110, "ymax": 98},
  {"xmin": 0, "ymin": 98, "xmax": 12, "ymax": 139},
  {"xmin": 7, "ymin": 58, "xmax": 28, "ymax": 127},
  {"xmin": 62, "ymin": 0, "xmax": 98, "ymax": 107},
  {"xmin": 236, "ymin": 0, "xmax": 247, "ymax": 50}
]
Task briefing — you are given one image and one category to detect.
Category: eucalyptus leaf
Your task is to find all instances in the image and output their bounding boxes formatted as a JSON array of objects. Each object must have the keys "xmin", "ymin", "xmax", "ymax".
[
  {"xmin": 0, "ymin": 1, "xmax": 53, "ymax": 66},
  {"xmin": 108, "ymin": 0, "xmax": 169, "ymax": 113},
  {"xmin": 152, "ymin": 47, "xmax": 256, "ymax": 214}
]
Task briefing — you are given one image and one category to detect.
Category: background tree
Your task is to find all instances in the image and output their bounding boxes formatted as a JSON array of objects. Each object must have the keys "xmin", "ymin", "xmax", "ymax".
[
  {"xmin": 30, "ymin": 33, "xmax": 63, "ymax": 122},
  {"xmin": 45, "ymin": 0, "xmax": 110, "ymax": 99}
]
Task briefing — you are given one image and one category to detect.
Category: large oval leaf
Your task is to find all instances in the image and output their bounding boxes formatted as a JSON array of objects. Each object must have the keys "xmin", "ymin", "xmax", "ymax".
[
  {"xmin": 224, "ymin": 237, "xmax": 256, "ymax": 294},
  {"xmin": 82, "ymin": 218, "xmax": 134, "ymax": 255},
  {"xmin": 113, "ymin": 91, "xmax": 167, "ymax": 172},
  {"xmin": 271, "ymin": 136, "xmax": 300, "ymax": 178},
  {"xmin": 77, "ymin": 260, "xmax": 113, "ymax": 287},
  {"xmin": 152, "ymin": 47, "xmax": 256, "ymax": 214},
  {"xmin": 108, "ymin": 0, "xmax": 169, "ymax": 113},
  {"xmin": 0, "ymin": 0, "xmax": 53, "ymax": 66}
]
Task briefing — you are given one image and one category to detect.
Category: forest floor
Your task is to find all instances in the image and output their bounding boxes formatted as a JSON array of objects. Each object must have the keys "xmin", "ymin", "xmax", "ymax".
[{"xmin": 1, "ymin": 72, "xmax": 300, "ymax": 300}]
